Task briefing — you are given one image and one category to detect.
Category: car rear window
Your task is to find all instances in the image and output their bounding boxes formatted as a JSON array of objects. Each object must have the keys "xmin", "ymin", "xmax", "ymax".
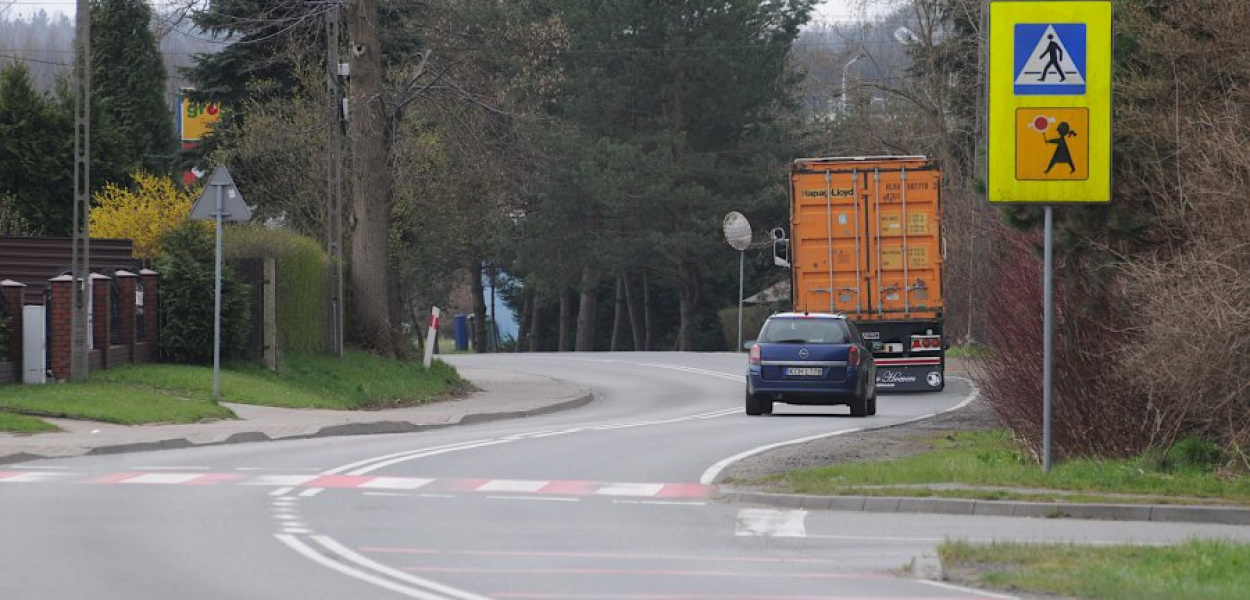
[{"xmin": 759, "ymin": 318, "xmax": 851, "ymax": 344}]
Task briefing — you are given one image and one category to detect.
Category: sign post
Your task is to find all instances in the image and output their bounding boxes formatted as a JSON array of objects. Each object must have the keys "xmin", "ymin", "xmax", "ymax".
[
  {"xmin": 424, "ymin": 307, "xmax": 440, "ymax": 369},
  {"xmin": 723, "ymin": 212, "xmax": 753, "ymax": 351},
  {"xmin": 988, "ymin": 0, "xmax": 1112, "ymax": 472},
  {"xmin": 189, "ymin": 165, "xmax": 251, "ymax": 402}
]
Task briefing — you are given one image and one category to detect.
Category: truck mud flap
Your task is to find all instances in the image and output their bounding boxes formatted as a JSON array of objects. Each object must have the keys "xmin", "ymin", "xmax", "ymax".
[{"xmin": 875, "ymin": 364, "xmax": 944, "ymax": 392}]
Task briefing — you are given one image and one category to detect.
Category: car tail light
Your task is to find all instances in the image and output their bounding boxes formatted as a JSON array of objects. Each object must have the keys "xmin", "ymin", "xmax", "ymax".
[
  {"xmin": 749, "ymin": 344, "xmax": 761, "ymax": 365},
  {"xmin": 847, "ymin": 345, "xmax": 860, "ymax": 367}
]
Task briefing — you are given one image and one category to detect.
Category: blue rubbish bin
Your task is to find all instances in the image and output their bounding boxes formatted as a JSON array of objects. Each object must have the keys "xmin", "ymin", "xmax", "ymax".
[{"xmin": 454, "ymin": 314, "xmax": 469, "ymax": 351}]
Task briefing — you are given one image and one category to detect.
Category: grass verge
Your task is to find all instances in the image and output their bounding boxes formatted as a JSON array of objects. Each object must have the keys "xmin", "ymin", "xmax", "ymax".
[
  {"xmin": 0, "ymin": 410, "xmax": 60, "ymax": 434},
  {"xmin": 746, "ymin": 429, "xmax": 1250, "ymax": 506},
  {"xmin": 939, "ymin": 539, "xmax": 1250, "ymax": 600},
  {"xmin": 0, "ymin": 351, "xmax": 472, "ymax": 426}
]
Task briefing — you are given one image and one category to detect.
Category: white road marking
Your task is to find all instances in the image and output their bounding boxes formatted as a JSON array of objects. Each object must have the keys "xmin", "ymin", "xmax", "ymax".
[
  {"xmin": 700, "ymin": 377, "xmax": 981, "ymax": 485},
  {"xmin": 595, "ymin": 483, "xmax": 665, "ymax": 497},
  {"xmin": 269, "ymin": 487, "xmax": 295, "ymax": 497},
  {"xmin": 9, "ymin": 465, "xmax": 67, "ymax": 469},
  {"xmin": 276, "ymin": 535, "xmax": 450, "ymax": 600},
  {"xmin": 0, "ymin": 472, "xmax": 65, "ymax": 483},
  {"xmin": 358, "ymin": 477, "xmax": 435, "ymax": 490},
  {"xmin": 130, "ymin": 466, "xmax": 210, "ymax": 471},
  {"xmin": 612, "ymin": 500, "xmax": 707, "ymax": 507},
  {"xmin": 246, "ymin": 475, "xmax": 319, "ymax": 487},
  {"xmin": 736, "ymin": 509, "xmax": 808, "ymax": 538},
  {"xmin": 299, "ymin": 488, "xmax": 324, "ymax": 498},
  {"xmin": 916, "ymin": 578, "xmax": 1021, "ymax": 600},
  {"xmin": 475, "ymin": 479, "xmax": 549, "ymax": 493},
  {"xmin": 313, "ymin": 535, "xmax": 494, "ymax": 600}
]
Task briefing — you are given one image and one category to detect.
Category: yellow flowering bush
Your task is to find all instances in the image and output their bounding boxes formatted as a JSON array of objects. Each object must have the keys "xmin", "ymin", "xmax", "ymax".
[{"xmin": 90, "ymin": 172, "xmax": 205, "ymax": 259}]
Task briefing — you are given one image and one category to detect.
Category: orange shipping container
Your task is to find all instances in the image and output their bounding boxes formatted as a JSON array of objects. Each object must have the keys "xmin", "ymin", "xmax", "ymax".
[{"xmin": 788, "ymin": 156, "xmax": 943, "ymax": 321}]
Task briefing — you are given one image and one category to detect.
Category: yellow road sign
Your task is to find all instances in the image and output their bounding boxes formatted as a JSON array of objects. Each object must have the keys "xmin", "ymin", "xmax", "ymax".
[{"xmin": 987, "ymin": 1, "xmax": 1111, "ymax": 203}]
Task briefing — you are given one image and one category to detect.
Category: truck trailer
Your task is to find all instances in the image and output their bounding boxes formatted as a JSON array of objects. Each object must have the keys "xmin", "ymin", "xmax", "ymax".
[{"xmin": 779, "ymin": 155, "xmax": 946, "ymax": 392}]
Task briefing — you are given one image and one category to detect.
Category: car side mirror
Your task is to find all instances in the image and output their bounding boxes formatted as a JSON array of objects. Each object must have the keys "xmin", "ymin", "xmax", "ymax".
[{"xmin": 772, "ymin": 238, "xmax": 790, "ymax": 268}]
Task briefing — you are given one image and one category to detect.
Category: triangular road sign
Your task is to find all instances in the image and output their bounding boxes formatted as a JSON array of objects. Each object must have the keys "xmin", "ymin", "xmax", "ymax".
[
  {"xmin": 189, "ymin": 165, "xmax": 252, "ymax": 222},
  {"xmin": 1014, "ymin": 24, "xmax": 1086, "ymax": 95}
]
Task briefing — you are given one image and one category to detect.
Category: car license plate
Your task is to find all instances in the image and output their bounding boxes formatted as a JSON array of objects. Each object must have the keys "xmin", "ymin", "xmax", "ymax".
[{"xmin": 785, "ymin": 367, "xmax": 823, "ymax": 377}]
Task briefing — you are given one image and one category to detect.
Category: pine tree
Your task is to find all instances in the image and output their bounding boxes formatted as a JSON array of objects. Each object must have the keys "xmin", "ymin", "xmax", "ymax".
[{"xmin": 91, "ymin": 0, "xmax": 178, "ymax": 175}]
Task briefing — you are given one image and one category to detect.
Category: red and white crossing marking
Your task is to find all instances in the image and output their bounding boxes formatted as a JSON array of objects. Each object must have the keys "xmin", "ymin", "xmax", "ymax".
[{"xmin": 0, "ymin": 470, "xmax": 713, "ymax": 499}]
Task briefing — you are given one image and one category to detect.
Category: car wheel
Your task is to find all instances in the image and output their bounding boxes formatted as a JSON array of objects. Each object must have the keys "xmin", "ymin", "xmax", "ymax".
[
  {"xmin": 745, "ymin": 388, "xmax": 770, "ymax": 416},
  {"xmin": 848, "ymin": 394, "xmax": 868, "ymax": 417},
  {"xmin": 866, "ymin": 394, "xmax": 877, "ymax": 416}
]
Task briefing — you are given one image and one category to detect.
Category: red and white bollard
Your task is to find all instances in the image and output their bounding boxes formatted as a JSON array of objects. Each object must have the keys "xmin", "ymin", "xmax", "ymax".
[{"xmin": 423, "ymin": 307, "xmax": 441, "ymax": 368}]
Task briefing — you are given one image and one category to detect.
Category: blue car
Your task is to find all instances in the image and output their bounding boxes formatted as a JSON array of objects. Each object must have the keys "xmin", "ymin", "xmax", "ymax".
[{"xmin": 745, "ymin": 312, "xmax": 877, "ymax": 416}]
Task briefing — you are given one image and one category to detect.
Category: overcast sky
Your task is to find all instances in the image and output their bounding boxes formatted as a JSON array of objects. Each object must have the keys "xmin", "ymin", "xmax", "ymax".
[{"xmin": 5, "ymin": 0, "xmax": 905, "ymax": 23}]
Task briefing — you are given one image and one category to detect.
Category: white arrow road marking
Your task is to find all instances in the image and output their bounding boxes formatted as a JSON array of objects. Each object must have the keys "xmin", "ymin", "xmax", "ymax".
[{"xmin": 736, "ymin": 508, "xmax": 808, "ymax": 538}]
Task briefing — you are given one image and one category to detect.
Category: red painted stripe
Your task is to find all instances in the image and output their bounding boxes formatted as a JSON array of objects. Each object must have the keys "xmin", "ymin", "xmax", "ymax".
[
  {"xmin": 305, "ymin": 475, "xmax": 374, "ymax": 488},
  {"xmin": 0, "ymin": 471, "xmax": 19, "ymax": 481},
  {"xmin": 875, "ymin": 358, "xmax": 940, "ymax": 366},
  {"xmin": 655, "ymin": 483, "xmax": 714, "ymax": 498},
  {"xmin": 186, "ymin": 473, "xmax": 246, "ymax": 485}
]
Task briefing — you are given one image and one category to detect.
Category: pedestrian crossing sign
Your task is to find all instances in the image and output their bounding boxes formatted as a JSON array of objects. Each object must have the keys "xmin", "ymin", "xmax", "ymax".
[
  {"xmin": 1014, "ymin": 24, "xmax": 1086, "ymax": 95},
  {"xmin": 987, "ymin": 0, "xmax": 1112, "ymax": 204}
]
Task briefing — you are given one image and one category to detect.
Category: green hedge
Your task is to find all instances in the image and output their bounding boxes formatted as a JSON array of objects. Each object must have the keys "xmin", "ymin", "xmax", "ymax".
[{"xmin": 225, "ymin": 227, "xmax": 329, "ymax": 353}]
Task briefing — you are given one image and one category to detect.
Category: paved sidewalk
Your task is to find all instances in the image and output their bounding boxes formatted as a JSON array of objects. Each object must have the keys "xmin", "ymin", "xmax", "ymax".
[{"xmin": 0, "ymin": 367, "xmax": 593, "ymax": 464}]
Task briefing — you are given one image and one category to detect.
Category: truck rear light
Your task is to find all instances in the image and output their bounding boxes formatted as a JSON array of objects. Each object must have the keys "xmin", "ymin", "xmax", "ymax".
[
  {"xmin": 749, "ymin": 344, "xmax": 761, "ymax": 365},
  {"xmin": 848, "ymin": 345, "xmax": 860, "ymax": 367}
]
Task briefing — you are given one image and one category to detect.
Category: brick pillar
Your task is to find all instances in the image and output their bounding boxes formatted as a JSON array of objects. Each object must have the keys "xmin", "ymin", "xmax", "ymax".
[
  {"xmin": 115, "ymin": 271, "xmax": 137, "ymax": 364},
  {"xmin": 91, "ymin": 273, "xmax": 111, "ymax": 368},
  {"xmin": 140, "ymin": 269, "xmax": 159, "ymax": 346},
  {"xmin": 1, "ymin": 280, "xmax": 25, "ymax": 366},
  {"xmin": 48, "ymin": 275, "xmax": 73, "ymax": 381}
]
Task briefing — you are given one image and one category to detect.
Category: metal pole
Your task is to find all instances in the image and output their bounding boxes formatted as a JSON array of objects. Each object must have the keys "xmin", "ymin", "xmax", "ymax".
[
  {"xmin": 1043, "ymin": 205, "xmax": 1054, "ymax": 472},
  {"xmin": 213, "ymin": 184, "xmax": 223, "ymax": 402},
  {"xmin": 737, "ymin": 250, "xmax": 744, "ymax": 350},
  {"xmin": 326, "ymin": 1, "xmax": 344, "ymax": 357}
]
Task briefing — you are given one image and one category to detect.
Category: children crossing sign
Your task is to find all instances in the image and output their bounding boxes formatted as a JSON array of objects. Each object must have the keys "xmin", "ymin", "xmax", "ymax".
[{"xmin": 987, "ymin": 1, "xmax": 1111, "ymax": 203}]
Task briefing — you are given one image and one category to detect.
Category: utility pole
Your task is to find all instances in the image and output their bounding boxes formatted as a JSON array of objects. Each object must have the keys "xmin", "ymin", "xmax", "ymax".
[
  {"xmin": 326, "ymin": 1, "xmax": 345, "ymax": 356},
  {"xmin": 70, "ymin": 0, "xmax": 91, "ymax": 382}
]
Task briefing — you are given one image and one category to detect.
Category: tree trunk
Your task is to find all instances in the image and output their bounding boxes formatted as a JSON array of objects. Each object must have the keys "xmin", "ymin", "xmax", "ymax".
[
  {"xmin": 517, "ymin": 285, "xmax": 534, "ymax": 353},
  {"xmin": 610, "ymin": 274, "xmax": 624, "ymax": 351},
  {"xmin": 677, "ymin": 260, "xmax": 700, "ymax": 351},
  {"xmin": 346, "ymin": 0, "xmax": 394, "ymax": 355},
  {"xmin": 575, "ymin": 264, "xmax": 599, "ymax": 351},
  {"xmin": 471, "ymin": 262, "xmax": 488, "ymax": 352},
  {"xmin": 623, "ymin": 271, "xmax": 644, "ymax": 352},
  {"xmin": 557, "ymin": 288, "xmax": 573, "ymax": 352},
  {"xmin": 529, "ymin": 290, "xmax": 543, "ymax": 352}
]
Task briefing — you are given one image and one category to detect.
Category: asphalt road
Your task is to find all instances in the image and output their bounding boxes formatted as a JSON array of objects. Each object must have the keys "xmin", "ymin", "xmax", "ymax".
[{"xmin": 2, "ymin": 352, "xmax": 1247, "ymax": 600}]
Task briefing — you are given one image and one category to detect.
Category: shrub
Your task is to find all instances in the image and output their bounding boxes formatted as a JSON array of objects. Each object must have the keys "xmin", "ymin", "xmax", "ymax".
[
  {"xmin": 156, "ymin": 221, "xmax": 252, "ymax": 364},
  {"xmin": 224, "ymin": 226, "xmax": 329, "ymax": 353},
  {"xmin": 90, "ymin": 172, "xmax": 203, "ymax": 259}
]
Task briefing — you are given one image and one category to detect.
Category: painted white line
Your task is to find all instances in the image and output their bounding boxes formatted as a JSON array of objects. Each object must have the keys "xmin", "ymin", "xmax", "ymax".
[
  {"xmin": 476, "ymin": 479, "xmax": 549, "ymax": 493},
  {"xmin": 274, "ymin": 514, "xmax": 302, "ymax": 521},
  {"xmin": 269, "ymin": 487, "xmax": 295, "ymax": 497},
  {"xmin": 282, "ymin": 528, "xmax": 314, "ymax": 535},
  {"xmin": 735, "ymin": 509, "xmax": 808, "ymax": 538},
  {"xmin": 595, "ymin": 483, "xmax": 665, "ymax": 497},
  {"xmin": 312, "ymin": 535, "xmax": 494, "ymax": 600},
  {"xmin": 362, "ymin": 492, "xmax": 415, "ymax": 497},
  {"xmin": 238, "ymin": 467, "xmax": 323, "ymax": 472},
  {"xmin": 701, "ymin": 377, "xmax": 981, "ymax": 485},
  {"xmin": 0, "ymin": 472, "xmax": 65, "ymax": 483},
  {"xmin": 130, "ymin": 466, "xmax": 210, "ymax": 471},
  {"xmin": 299, "ymin": 488, "xmax": 324, "ymax": 498},
  {"xmin": 9, "ymin": 465, "xmax": 68, "ymax": 470},
  {"xmin": 358, "ymin": 477, "xmax": 435, "ymax": 490},
  {"xmin": 120, "ymin": 473, "xmax": 205, "ymax": 485},
  {"xmin": 486, "ymin": 495, "xmax": 579, "ymax": 503},
  {"xmin": 276, "ymin": 535, "xmax": 449, "ymax": 600},
  {"xmin": 346, "ymin": 440, "xmax": 514, "ymax": 476},
  {"xmin": 322, "ymin": 439, "xmax": 506, "ymax": 476},
  {"xmin": 916, "ymin": 578, "xmax": 1021, "ymax": 600}
]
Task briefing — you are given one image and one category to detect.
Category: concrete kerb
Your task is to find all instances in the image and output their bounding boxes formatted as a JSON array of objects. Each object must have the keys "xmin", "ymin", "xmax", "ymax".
[
  {"xmin": 0, "ymin": 388, "xmax": 594, "ymax": 465},
  {"xmin": 717, "ymin": 488, "xmax": 1250, "ymax": 525}
]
